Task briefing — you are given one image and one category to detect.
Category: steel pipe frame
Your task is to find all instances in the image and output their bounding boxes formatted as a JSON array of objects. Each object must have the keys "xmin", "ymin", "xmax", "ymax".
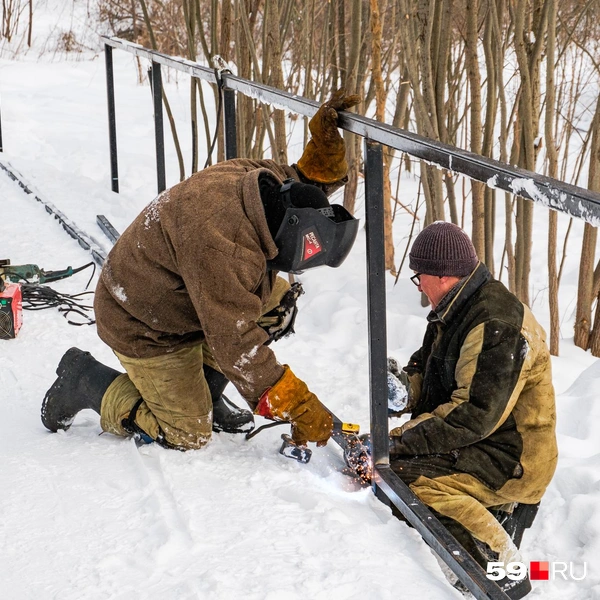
[
  {"xmin": 223, "ymin": 87, "xmax": 237, "ymax": 161},
  {"xmin": 102, "ymin": 36, "xmax": 582, "ymax": 598},
  {"xmin": 101, "ymin": 35, "xmax": 600, "ymax": 224}
]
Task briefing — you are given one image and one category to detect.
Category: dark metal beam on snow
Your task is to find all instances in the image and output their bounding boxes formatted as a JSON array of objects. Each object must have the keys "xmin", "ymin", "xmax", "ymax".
[
  {"xmin": 374, "ymin": 466, "xmax": 510, "ymax": 600},
  {"xmin": 0, "ymin": 161, "xmax": 108, "ymax": 266}
]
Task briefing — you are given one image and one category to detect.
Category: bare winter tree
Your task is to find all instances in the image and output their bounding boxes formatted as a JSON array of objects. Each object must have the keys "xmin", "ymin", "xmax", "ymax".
[{"xmin": 88, "ymin": 0, "xmax": 600, "ymax": 343}]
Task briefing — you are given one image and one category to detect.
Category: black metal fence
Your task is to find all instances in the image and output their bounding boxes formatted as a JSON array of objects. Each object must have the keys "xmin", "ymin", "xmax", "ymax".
[{"xmin": 101, "ymin": 35, "xmax": 600, "ymax": 600}]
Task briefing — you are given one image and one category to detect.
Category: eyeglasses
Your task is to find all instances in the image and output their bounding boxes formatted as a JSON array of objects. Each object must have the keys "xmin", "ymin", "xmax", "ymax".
[{"xmin": 410, "ymin": 273, "xmax": 422, "ymax": 286}]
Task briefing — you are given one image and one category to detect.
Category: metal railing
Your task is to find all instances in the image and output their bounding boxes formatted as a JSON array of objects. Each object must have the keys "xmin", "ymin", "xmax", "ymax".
[{"xmin": 102, "ymin": 35, "xmax": 600, "ymax": 600}]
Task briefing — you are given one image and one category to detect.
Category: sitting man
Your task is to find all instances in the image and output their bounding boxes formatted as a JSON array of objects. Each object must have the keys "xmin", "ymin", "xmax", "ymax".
[
  {"xmin": 352, "ymin": 221, "xmax": 557, "ymax": 599},
  {"xmin": 41, "ymin": 90, "xmax": 360, "ymax": 451}
]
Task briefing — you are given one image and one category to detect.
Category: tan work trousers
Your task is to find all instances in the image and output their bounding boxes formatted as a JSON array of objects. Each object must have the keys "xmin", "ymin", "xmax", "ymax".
[
  {"xmin": 392, "ymin": 456, "xmax": 525, "ymax": 565},
  {"xmin": 100, "ymin": 277, "xmax": 290, "ymax": 450},
  {"xmin": 101, "ymin": 344, "xmax": 213, "ymax": 449}
]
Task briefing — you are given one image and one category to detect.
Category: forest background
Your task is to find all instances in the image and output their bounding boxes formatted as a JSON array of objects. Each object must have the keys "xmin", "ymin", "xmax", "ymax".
[{"xmin": 3, "ymin": 0, "xmax": 600, "ymax": 358}]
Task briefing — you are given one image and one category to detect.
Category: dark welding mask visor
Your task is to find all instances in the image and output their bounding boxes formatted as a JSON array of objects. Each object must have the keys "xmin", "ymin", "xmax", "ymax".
[{"xmin": 267, "ymin": 191, "xmax": 359, "ymax": 274}]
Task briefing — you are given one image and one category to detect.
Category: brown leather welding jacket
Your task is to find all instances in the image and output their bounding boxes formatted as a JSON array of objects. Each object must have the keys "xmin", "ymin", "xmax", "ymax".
[{"xmin": 94, "ymin": 159, "xmax": 303, "ymax": 405}]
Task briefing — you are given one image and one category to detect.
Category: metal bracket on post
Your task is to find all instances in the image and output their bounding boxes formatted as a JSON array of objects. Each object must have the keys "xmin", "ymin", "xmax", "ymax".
[
  {"xmin": 364, "ymin": 140, "xmax": 389, "ymax": 470},
  {"xmin": 104, "ymin": 44, "xmax": 119, "ymax": 193},
  {"xmin": 150, "ymin": 61, "xmax": 166, "ymax": 193}
]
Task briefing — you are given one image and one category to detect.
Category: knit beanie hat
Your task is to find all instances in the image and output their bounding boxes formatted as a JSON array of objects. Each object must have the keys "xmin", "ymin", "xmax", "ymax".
[{"xmin": 409, "ymin": 221, "xmax": 478, "ymax": 277}]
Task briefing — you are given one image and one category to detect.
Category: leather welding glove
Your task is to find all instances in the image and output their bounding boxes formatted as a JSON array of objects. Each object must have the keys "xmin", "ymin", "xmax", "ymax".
[
  {"xmin": 255, "ymin": 365, "xmax": 333, "ymax": 446},
  {"xmin": 296, "ymin": 89, "xmax": 361, "ymax": 184}
]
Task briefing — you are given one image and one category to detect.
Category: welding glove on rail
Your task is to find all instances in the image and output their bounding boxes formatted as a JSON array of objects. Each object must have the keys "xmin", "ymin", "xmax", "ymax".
[
  {"xmin": 296, "ymin": 89, "xmax": 361, "ymax": 184},
  {"xmin": 255, "ymin": 365, "xmax": 333, "ymax": 446}
]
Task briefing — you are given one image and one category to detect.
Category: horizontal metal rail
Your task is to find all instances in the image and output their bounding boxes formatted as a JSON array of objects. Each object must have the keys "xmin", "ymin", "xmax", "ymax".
[
  {"xmin": 102, "ymin": 37, "xmax": 218, "ymax": 85},
  {"xmin": 102, "ymin": 34, "xmax": 600, "ymax": 225},
  {"xmin": 328, "ymin": 416, "xmax": 508, "ymax": 598}
]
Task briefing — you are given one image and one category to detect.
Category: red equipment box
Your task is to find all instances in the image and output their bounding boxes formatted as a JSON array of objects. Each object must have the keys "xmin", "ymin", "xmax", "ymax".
[{"xmin": 0, "ymin": 282, "xmax": 23, "ymax": 339}]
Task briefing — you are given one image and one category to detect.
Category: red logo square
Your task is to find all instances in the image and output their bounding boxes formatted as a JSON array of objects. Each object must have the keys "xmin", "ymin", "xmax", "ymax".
[
  {"xmin": 302, "ymin": 231, "xmax": 322, "ymax": 261},
  {"xmin": 530, "ymin": 561, "xmax": 550, "ymax": 580}
]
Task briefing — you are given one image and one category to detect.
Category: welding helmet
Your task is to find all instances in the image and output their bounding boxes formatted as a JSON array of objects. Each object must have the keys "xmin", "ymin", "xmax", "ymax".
[{"xmin": 267, "ymin": 179, "xmax": 359, "ymax": 274}]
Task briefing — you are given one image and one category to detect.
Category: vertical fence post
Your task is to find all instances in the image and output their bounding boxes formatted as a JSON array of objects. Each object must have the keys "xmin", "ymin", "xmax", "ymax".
[
  {"xmin": 104, "ymin": 44, "xmax": 119, "ymax": 193},
  {"xmin": 151, "ymin": 62, "xmax": 166, "ymax": 193},
  {"xmin": 223, "ymin": 85, "xmax": 237, "ymax": 160},
  {"xmin": 364, "ymin": 140, "xmax": 389, "ymax": 472}
]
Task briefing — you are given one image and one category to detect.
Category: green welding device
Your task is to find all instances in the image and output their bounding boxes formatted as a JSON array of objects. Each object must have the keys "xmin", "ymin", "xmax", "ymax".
[
  {"xmin": 0, "ymin": 259, "xmax": 96, "ymax": 335},
  {"xmin": 0, "ymin": 258, "xmax": 81, "ymax": 284}
]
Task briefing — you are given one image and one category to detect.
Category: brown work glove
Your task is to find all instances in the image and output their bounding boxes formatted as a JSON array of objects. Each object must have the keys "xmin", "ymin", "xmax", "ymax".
[
  {"xmin": 255, "ymin": 365, "xmax": 333, "ymax": 446},
  {"xmin": 296, "ymin": 89, "xmax": 361, "ymax": 184}
]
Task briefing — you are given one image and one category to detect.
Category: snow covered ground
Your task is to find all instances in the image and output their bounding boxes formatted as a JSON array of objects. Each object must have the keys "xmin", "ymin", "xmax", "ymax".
[{"xmin": 2, "ymin": 10, "xmax": 600, "ymax": 599}]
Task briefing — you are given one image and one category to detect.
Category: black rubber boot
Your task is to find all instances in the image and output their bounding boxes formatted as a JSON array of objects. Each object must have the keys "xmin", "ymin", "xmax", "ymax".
[
  {"xmin": 203, "ymin": 365, "xmax": 255, "ymax": 434},
  {"xmin": 41, "ymin": 347, "xmax": 121, "ymax": 432},
  {"xmin": 492, "ymin": 502, "xmax": 540, "ymax": 549},
  {"xmin": 435, "ymin": 513, "xmax": 532, "ymax": 599}
]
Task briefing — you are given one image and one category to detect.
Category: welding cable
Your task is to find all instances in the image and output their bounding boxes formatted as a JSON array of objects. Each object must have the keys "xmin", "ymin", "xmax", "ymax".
[
  {"xmin": 245, "ymin": 419, "xmax": 288, "ymax": 440},
  {"xmin": 20, "ymin": 284, "xmax": 96, "ymax": 326},
  {"xmin": 44, "ymin": 261, "xmax": 96, "ymax": 287}
]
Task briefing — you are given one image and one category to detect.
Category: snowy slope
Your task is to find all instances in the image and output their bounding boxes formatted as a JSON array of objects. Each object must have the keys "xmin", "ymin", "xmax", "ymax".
[
  {"xmin": 1, "ymin": 36, "xmax": 600, "ymax": 600},
  {"xmin": 0, "ymin": 153, "xmax": 458, "ymax": 600}
]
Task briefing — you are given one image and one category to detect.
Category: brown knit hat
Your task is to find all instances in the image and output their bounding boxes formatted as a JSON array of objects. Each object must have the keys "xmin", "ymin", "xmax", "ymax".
[{"xmin": 409, "ymin": 221, "xmax": 478, "ymax": 277}]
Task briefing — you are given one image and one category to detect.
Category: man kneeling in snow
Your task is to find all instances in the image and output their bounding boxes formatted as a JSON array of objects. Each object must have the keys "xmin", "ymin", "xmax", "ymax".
[
  {"xmin": 41, "ymin": 90, "xmax": 360, "ymax": 451},
  {"xmin": 350, "ymin": 222, "xmax": 557, "ymax": 600}
]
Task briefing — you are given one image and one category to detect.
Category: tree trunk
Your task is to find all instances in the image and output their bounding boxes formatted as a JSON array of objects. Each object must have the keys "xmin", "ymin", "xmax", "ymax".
[
  {"xmin": 343, "ymin": 0, "xmax": 362, "ymax": 215},
  {"xmin": 545, "ymin": 0, "xmax": 559, "ymax": 355},
  {"xmin": 583, "ymin": 95, "xmax": 600, "ymax": 354},
  {"xmin": 511, "ymin": 0, "xmax": 548, "ymax": 306},
  {"xmin": 264, "ymin": 0, "xmax": 287, "ymax": 163},
  {"xmin": 465, "ymin": 0, "xmax": 485, "ymax": 258},
  {"xmin": 574, "ymin": 224, "xmax": 597, "ymax": 350},
  {"xmin": 398, "ymin": 0, "xmax": 444, "ymax": 223},
  {"xmin": 369, "ymin": 0, "xmax": 395, "ymax": 272}
]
